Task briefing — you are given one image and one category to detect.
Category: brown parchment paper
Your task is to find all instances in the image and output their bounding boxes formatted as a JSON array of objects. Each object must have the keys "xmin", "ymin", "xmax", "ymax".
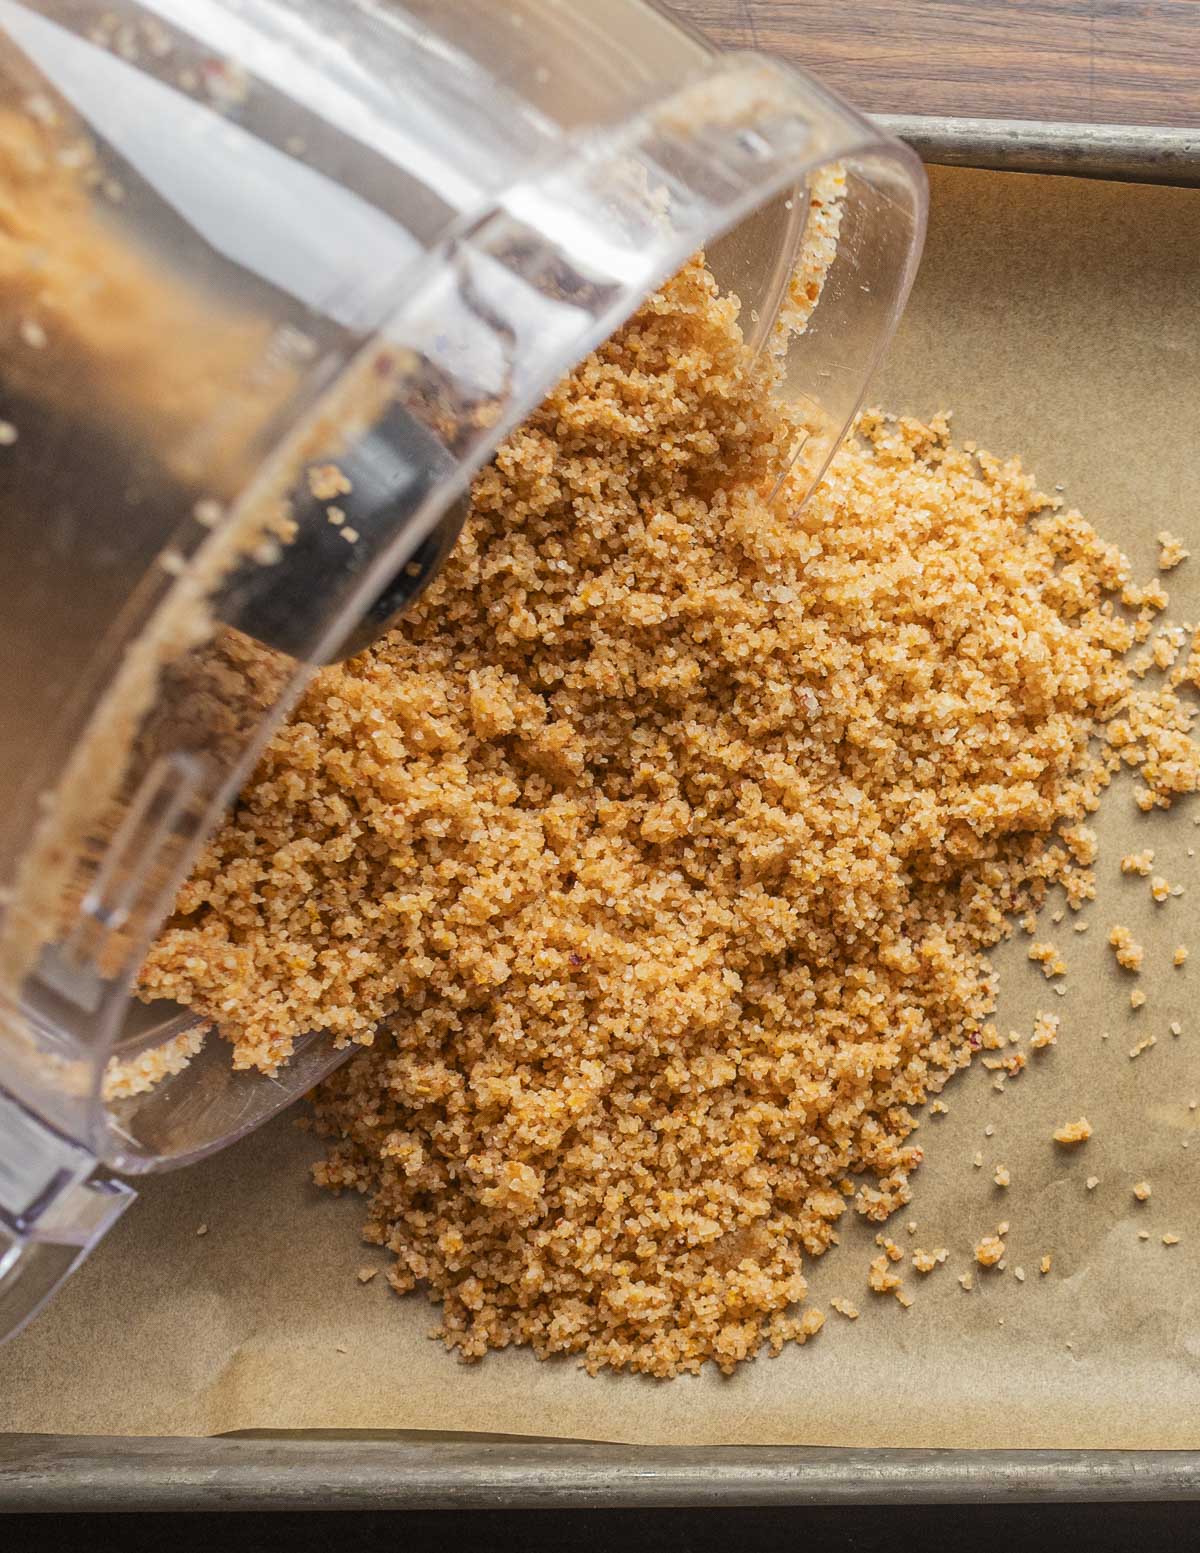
[{"xmin": 2, "ymin": 166, "xmax": 1200, "ymax": 1447}]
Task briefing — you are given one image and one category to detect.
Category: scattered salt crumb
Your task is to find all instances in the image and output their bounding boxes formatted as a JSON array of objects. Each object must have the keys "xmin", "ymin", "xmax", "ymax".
[
  {"xmin": 830, "ymin": 1298, "xmax": 859, "ymax": 1320},
  {"xmin": 1130, "ymin": 989, "xmax": 1147, "ymax": 1010},
  {"xmin": 0, "ymin": 421, "xmax": 18, "ymax": 446},
  {"xmin": 335, "ymin": 1344, "xmax": 347, "ymax": 1354},
  {"xmin": 1030, "ymin": 1011, "xmax": 1060, "ymax": 1050},
  {"xmin": 56, "ymin": 142, "xmax": 90, "ymax": 172},
  {"xmin": 326, "ymin": 505, "xmax": 346, "ymax": 526},
  {"xmin": 308, "ymin": 462, "xmax": 352, "ymax": 500},
  {"xmin": 193, "ymin": 498, "xmax": 223, "ymax": 528},
  {"xmin": 993, "ymin": 1165, "xmax": 1010, "ymax": 1188},
  {"xmin": 357, "ymin": 1266, "xmax": 379, "ymax": 1283},
  {"xmin": 911, "ymin": 1247, "xmax": 948, "ymax": 1274},
  {"xmin": 895, "ymin": 1289, "xmax": 914, "ymax": 1309},
  {"xmin": 1072, "ymin": 919, "xmax": 1089, "ymax": 933},
  {"xmin": 1051, "ymin": 908, "xmax": 1064, "ymax": 924},
  {"xmin": 958, "ymin": 1272, "xmax": 974, "ymax": 1291},
  {"xmin": 1162, "ymin": 1234, "xmax": 1181, "ymax": 1246},
  {"xmin": 1053, "ymin": 1118, "xmax": 1092, "ymax": 1145},
  {"xmin": 874, "ymin": 1234, "xmax": 904, "ymax": 1263},
  {"xmin": 1028, "ymin": 942, "xmax": 1066, "ymax": 977},
  {"xmin": 1157, "ymin": 531, "xmax": 1190, "ymax": 570},
  {"xmin": 984, "ymin": 1124, "xmax": 995, "ymax": 1137},
  {"xmin": 1109, "ymin": 925, "xmax": 1144, "ymax": 971},
  {"xmin": 1120, "ymin": 850, "xmax": 1155, "ymax": 876},
  {"xmin": 340, "ymin": 526, "xmax": 361, "ymax": 543},
  {"xmin": 201, "ymin": 58, "xmax": 250, "ymax": 109},
  {"xmin": 998, "ymin": 1221, "xmax": 1010, "ymax": 1236},
  {"xmin": 973, "ymin": 1151, "xmax": 983, "ymax": 1168},
  {"xmin": 1174, "ymin": 946, "xmax": 1189, "ymax": 967},
  {"xmin": 23, "ymin": 91, "xmax": 58, "ymax": 126},
  {"xmin": 1086, "ymin": 1176, "xmax": 1099, "ymax": 1190},
  {"xmin": 195, "ymin": 1223, "xmax": 208, "ymax": 1236},
  {"xmin": 1132, "ymin": 1181, "xmax": 1151, "ymax": 1202},
  {"xmin": 1170, "ymin": 1021, "xmax": 1182, "ymax": 1037},
  {"xmin": 1150, "ymin": 875, "xmax": 1171, "ymax": 903},
  {"xmin": 930, "ymin": 1100, "xmax": 948, "ymax": 1115},
  {"xmin": 1040, "ymin": 1255, "xmax": 1052, "ymax": 1275},
  {"xmin": 251, "ymin": 537, "xmax": 282, "ymax": 567},
  {"xmin": 867, "ymin": 1254, "xmax": 902, "ymax": 1294},
  {"xmin": 1128, "ymin": 1033, "xmax": 1155, "ymax": 1057},
  {"xmin": 1014, "ymin": 1266, "xmax": 1026, "ymax": 1282},
  {"xmin": 906, "ymin": 1220, "xmax": 918, "ymax": 1235},
  {"xmin": 1138, "ymin": 1231, "xmax": 1150, "ymax": 1241},
  {"xmin": 974, "ymin": 1235, "xmax": 1005, "ymax": 1267}
]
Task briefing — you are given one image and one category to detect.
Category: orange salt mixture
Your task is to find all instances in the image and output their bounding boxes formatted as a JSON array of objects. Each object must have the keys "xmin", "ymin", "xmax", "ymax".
[{"xmin": 139, "ymin": 257, "xmax": 1200, "ymax": 1376}]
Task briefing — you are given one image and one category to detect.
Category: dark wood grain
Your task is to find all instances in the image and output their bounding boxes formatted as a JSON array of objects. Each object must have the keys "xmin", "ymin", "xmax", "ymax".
[{"xmin": 667, "ymin": 0, "xmax": 1200, "ymax": 127}]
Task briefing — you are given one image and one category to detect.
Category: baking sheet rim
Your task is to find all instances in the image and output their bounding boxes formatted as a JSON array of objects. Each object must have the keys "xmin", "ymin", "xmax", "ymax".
[{"xmin": 3, "ymin": 1435, "xmax": 1200, "ymax": 1510}]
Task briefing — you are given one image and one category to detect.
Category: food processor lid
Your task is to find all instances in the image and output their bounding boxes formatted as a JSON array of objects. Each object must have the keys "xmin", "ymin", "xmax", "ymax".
[{"xmin": 0, "ymin": 0, "xmax": 926, "ymax": 1340}]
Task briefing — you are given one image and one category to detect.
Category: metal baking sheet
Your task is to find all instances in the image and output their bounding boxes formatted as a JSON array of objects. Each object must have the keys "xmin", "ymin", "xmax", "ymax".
[
  {"xmin": 880, "ymin": 116, "xmax": 1200, "ymax": 187},
  {"xmin": 3, "ymin": 119, "xmax": 1200, "ymax": 1511},
  {"xmin": 3, "ymin": 1436, "xmax": 1200, "ymax": 1512}
]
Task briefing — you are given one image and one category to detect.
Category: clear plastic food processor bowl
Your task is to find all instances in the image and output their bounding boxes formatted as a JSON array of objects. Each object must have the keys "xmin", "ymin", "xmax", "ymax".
[{"xmin": 0, "ymin": 0, "xmax": 926, "ymax": 1339}]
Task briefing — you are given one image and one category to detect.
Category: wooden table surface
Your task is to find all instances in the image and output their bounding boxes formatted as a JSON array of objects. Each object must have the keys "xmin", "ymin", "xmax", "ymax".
[{"xmin": 669, "ymin": 0, "xmax": 1200, "ymax": 127}]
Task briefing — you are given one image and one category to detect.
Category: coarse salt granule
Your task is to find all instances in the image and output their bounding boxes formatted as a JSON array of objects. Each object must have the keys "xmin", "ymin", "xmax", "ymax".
[
  {"xmin": 1158, "ymin": 531, "xmax": 1189, "ymax": 571},
  {"xmin": 1109, "ymin": 925, "xmax": 1144, "ymax": 971}
]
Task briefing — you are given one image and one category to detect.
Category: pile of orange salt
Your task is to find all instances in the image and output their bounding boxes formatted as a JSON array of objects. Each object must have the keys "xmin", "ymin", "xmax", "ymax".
[{"xmin": 139, "ymin": 257, "xmax": 1200, "ymax": 1376}]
